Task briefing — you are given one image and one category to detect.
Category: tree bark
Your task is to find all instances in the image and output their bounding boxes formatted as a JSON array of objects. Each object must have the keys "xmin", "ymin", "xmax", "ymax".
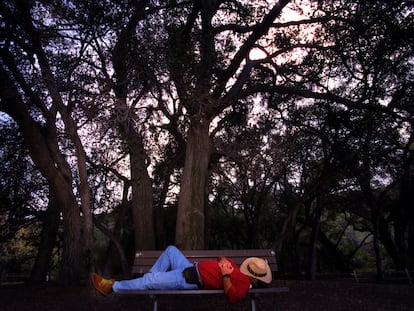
[
  {"xmin": 129, "ymin": 134, "xmax": 156, "ymax": 250},
  {"xmin": 29, "ymin": 190, "xmax": 60, "ymax": 283},
  {"xmin": 175, "ymin": 114, "xmax": 211, "ymax": 249}
]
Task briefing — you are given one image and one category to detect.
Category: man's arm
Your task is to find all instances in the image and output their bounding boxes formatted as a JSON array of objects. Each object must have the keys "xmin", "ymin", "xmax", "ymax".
[{"xmin": 218, "ymin": 257, "xmax": 234, "ymax": 294}]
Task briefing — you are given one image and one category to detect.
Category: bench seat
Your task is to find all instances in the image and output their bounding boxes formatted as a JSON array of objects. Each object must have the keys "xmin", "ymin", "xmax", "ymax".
[{"xmin": 117, "ymin": 248, "xmax": 289, "ymax": 311}]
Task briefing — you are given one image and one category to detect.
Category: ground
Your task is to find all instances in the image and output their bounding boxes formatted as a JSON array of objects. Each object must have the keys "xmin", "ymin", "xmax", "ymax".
[{"xmin": 0, "ymin": 279, "xmax": 413, "ymax": 311}]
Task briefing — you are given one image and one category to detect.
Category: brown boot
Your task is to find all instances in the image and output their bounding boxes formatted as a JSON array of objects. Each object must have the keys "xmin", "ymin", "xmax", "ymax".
[{"xmin": 91, "ymin": 273, "xmax": 115, "ymax": 296}]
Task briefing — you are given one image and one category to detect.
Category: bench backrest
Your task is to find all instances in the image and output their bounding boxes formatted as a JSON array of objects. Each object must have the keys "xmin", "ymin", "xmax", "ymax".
[{"xmin": 132, "ymin": 249, "xmax": 278, "ymax": 275}]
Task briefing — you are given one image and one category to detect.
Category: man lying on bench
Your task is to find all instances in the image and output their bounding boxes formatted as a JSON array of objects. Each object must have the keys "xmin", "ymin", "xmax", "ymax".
[{"xmin": 91, "ymin": 245, "xmax": 272, "ymax": 304}]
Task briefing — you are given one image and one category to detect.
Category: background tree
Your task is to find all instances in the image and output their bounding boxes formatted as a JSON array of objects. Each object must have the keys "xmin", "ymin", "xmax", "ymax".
[{"xmin": 0, "ymin": 1, "xmax": 95, "ymax": 284}]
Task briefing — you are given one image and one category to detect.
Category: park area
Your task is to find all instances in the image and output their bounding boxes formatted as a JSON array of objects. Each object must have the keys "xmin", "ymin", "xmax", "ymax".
[
  {"xmin": 1, "ymin": 279, "xmax": 413, "ymax": 311},
  {"xmin": 1, "ymin": 1, "xmax": 413, "ymax": 305}
]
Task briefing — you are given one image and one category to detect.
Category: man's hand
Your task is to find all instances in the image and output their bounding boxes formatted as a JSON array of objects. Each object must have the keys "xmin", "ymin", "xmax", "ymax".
[{"xmin": 218, "ymin": 257, "xmax": 234, "ymax": 276}]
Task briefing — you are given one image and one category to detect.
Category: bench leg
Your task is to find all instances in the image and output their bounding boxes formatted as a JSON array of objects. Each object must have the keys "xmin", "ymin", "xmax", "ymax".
[
  {"xmin": 149, "ymin": 295, "xmax": 158, "ymax": 311},
  {"xmin": 251, "ymin": 297, "xmax": 257, "ymax": 311}
]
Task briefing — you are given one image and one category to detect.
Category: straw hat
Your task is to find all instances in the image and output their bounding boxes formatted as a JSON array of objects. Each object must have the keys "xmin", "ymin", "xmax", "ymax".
[{"xmin": 240, "ymin": 257, "xmax": 272, "ymax": 284}]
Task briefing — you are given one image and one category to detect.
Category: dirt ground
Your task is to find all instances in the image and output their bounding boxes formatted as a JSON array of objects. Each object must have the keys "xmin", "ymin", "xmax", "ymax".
[{"xmin": 0, "ymin": 279, "xmax": 413, "ymax": 311}]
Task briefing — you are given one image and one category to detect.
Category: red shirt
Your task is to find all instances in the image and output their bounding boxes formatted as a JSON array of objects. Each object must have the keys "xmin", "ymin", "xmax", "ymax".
[{"xmin": 197, "ymin": 259, "xmax": 250, "ymax": 304}]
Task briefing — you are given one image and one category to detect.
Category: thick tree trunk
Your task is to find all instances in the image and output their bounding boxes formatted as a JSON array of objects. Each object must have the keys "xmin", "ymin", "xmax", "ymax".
[
  {"xmin": 58, "ymin": 192, "xmax": 84, "ymax": 284},
  {"xmin": 112, "ymin": 114, "xmax": 155, "ymax": 252},
  {"xmin": 175, "ymin": 114, "xmax": 211, "ymax": 249},
  {"xmin": 30, "ymin": 190, "xmax": 60, "ymax": 283}
]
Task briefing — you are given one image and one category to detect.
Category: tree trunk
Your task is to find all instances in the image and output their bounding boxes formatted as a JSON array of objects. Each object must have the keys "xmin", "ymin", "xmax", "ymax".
[
  {"xmin": 58, "ymin": 192, "xmax": 83, "ymax": 284},
  {"xmin": 112, "ymin": 14, "xmax": 156, "ymax": 250},
  {"xmin": 307, "ymin": 198, "xmax": 323, "ymax": 280},
  {"xmin": 30, "ymin": 190, "xmax": 60, "ymax": 283},
  {"xmin": 32, "ymin": 29, "xmax": 95, "ymax": 279},
  {"xmin": 176, "ymin": 114, "xmax": 211, "ymax": 249},
  {"xmin": 129, "ymin": 135, "xmax": 155, "ymax": 250},
  {"xmin": 372, "ymin": 207, "xmax": 384, "ymax": 283},
  {"xmin": 395, "ymin": 132, "xmax": 414, "ymax": 269},
  {"xmin": 378, "ymin": 217, "xmax": 401, "ymax": 269},
  {"xmin": 4, "ymin": 1, "xmax": 94, "ymax": 282},
  {"xmin": 103, "ymin": 183, "xmax": 131, "ymax": 276},
  {"xmin": 0, "ymin": 68, "xmax": 85, "ymax": 284}
]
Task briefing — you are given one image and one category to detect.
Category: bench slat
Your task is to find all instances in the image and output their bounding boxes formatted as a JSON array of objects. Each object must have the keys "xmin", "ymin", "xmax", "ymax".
[{"xmin": 117, "ymin": 287, "xmax": 290, "ymax": 295}]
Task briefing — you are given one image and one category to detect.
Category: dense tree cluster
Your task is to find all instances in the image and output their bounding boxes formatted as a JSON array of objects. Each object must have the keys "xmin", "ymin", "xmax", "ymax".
[{"xmin": 0, "ymin": 0, "xmax": 412, "ymax": 284}]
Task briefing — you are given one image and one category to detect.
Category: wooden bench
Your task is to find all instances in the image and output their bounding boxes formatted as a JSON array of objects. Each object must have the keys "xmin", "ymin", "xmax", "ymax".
[{"xmin": 117, "ymin": 249, "xmax": 289, "ymax": 311}]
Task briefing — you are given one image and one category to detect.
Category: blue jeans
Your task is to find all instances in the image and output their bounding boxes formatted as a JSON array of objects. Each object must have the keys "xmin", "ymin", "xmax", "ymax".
[{"xmin": 112, "ymin": 245, "xmax": 198, "ymax": 292}]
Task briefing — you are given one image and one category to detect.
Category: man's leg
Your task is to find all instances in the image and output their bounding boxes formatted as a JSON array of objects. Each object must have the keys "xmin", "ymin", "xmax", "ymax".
[
  {"xmin": 112, "ymin": 270, "xmax": 198, "ymax": 291},
  {"xmin": 112, "ymin": 245, "xmax": 196, "ymax": 292},
  {"xmin": 149, "ymin": 245, "xmax": 192, "ymax": 273}
]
